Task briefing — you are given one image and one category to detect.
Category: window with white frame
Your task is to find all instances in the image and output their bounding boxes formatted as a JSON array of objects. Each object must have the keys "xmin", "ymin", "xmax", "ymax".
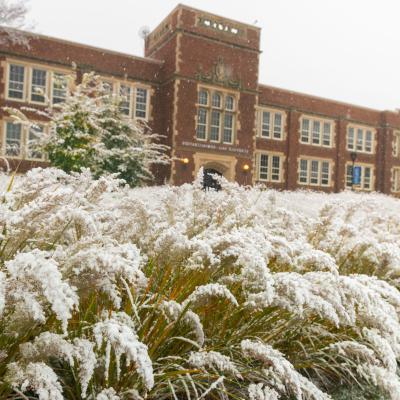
[
  {"xmin": 298, "ymin": 158, "xmax": 331, "ymax": 186},
  {"xmin": 258, "ymin": 108, "xmax": 284, "ymax": 139},
  {"xmin": 135, "ymin": 87, "xmax": 148, "ymax": 119},
  {"xmin": 8, "ymin": 64, "xmax": 25, "ymax": 100},
  {"xmin": 31, "ymin": 68, "xmax": 47, "ymax": 103},
  {"xmin": 392, "ymin": 168, "xmax": 400, "ymax": 192},
  {"xmin": 258, "ymin": 153, "xmax": 283, "ymax": 182},
  {"xmin": 196, "ymin": 87, "xmax": 236, "ymax": 144},
  {"xmin": 393, "ymin": 131, "xmax": 400, "ymax": 157},
  {"xmin": 300, "ymin": 116, "xmax": 333, "ymax": 147},
  {"xmin": 27, "ymin": 124, "xmax": 45, "ymax": 160},
  {"xmin": 4, "ymin": 122, "xmax": 22, "ymax": 157},
  {"xmin": 119, "ymin": 84, "xmax": 132, "ymax": 116},
  {"xmin": 52, "ymin": 73, "xmax": 68, "ymax": 104},
  {"xmin": 345, "ymin": 164, "xmax": 373, "ymax": 190},
  {"xmin": 347, "ymin": 126, "xmax": 374, "ymax": 153}
]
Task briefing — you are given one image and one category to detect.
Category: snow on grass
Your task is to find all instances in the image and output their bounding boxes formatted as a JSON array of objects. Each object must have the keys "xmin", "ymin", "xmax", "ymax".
[{"xmin": 0, "ymin": 167, "xmax": 400, "ymax": 399}]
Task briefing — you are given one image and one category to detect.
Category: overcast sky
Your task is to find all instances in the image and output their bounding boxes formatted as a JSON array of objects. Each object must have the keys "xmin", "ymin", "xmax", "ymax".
[{"xmin": 26, "ymin": 0, "xmax": 400, "ymax": 111}]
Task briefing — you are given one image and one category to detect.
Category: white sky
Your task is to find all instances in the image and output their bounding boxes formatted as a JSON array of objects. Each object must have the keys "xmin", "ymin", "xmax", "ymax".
[{"xmin": 26, "ymin": 0, "xmax": 400, "ymax": 111}]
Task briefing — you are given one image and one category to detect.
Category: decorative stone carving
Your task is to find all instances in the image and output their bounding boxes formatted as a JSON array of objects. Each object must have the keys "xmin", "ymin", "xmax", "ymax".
[{"xmin": 195, "ymin": 57, "xmax": 240, "ymax": 89}]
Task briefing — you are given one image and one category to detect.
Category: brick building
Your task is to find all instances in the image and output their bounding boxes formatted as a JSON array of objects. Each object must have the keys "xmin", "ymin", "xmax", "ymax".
[{"xmin": 1, "ymin": 4, "xmax": 400, "ymax": 194}]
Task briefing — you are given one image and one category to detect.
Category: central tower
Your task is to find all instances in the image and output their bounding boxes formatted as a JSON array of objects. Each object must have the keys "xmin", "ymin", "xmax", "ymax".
[{"xmin": 145, "ymin": 4, "xmax": 261, "ymax": 185}]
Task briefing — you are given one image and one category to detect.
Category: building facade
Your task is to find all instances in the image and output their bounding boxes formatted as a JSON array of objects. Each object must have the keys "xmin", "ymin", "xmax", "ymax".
[{"xmin": 1, "ymin": 4, "xmax": 400, "ymax": 194}]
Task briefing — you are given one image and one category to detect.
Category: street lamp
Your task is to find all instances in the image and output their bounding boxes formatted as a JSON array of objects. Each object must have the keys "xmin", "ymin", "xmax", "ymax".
[{"xmin": 350, "ymin": 151, "xmax": 357, "ymax": 191}]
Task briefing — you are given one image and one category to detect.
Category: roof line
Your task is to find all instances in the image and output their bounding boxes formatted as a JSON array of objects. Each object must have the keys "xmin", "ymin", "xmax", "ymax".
[
  {"xmin": 0, "ymin": 26, "xmax": 164, "ymax": 65},
  {"xmin": 259, "ymin": 83, "xmax": 385, "ymax": 113}
]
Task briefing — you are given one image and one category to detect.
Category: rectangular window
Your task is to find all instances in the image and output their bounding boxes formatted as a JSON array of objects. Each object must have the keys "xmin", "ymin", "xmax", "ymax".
[
  {"xmin": 258, "ymin": 153, "xmax": 282, "ymax": 182},
  {"xmin": 298, "ymin": 158, "xmax": 332, "ymax": 186},
  {"xmin": 196, "ymin": 88, "xmax": 237, "ymax": 143},
  {"xmin": 27, "ymin": 124, "xmax": 44, "ymax": 160},
  {"xmin": 310, "ymin": 160, "xmax": 319, "ymax": 184},
  {"xmin": 119, "ymin": 85, "xmax": 132, "ymax": 116},
  {"xmin": 52, "ymin": 73, "xmax": 68, "ymax": 104},
  {"xmin": 5, "ymin": 122, "xmax": 22, "ymax": 156},
  {"xmin": 210, "ymin": 110, "xmax": 221, "ymax": 141},
  {"xmin": 259, "ymin": 154, "xmax": 269, "ymax": 180},
  {"xmin": 273, "ymin": 113, "xmax": 282, "ymax": 139},
  {"xmin": 299, "ymin": 159, "xmax": 308, "ymax": 183},
  {"xmin": 223, "ymin": 113, "xmax": 234, "ymax": 144},
  {"xmin": 300, "ymin": 116, "xmax": 332, "ymax": 147},
  {"xmin": 312, "ymin": 121, "xmax": 321, "ymax": 145},
  {"xmin": 321, "ymin": 161, "xmax": 330, "ymax": 186},
  {"xmin": 271, "ymin": 155, "xmax": 281, "ymax": 181},
  {"xmin": 135, "ymin": 88, "xmax": 148, "ymax": 119},
  {"xmin": 261, "ymin": 111, "xmax": 271, "ymax": 138},
  {"xmin": 8, "ymin": 64, "xmax": 25, "ymax": 100},
  {"xmin": 345, "ymin": 164, "xmax": 374, "ymax": 191},
  {"xmin": 347, "ymin": 126, "xmax": 375, "ymax": 154},
  {"xmin": 196, "ymin": 108, "xmax": 208, "ymax": 140},
  {"xmin": 365, "ymin": 130, "xmax": 372, "ymax": 153},
  {"xmin": 346, "ymin": 165, "xmax": 353, "ymax": 188},
  {"xmin": 392, "ymin": 168, "xmax": 400, "ymax": 192},
  {"xmin": 31, "ymin": 68, "xmax": 47, "ymax": 103},
  {"xmin": 259, "ymin": 109, "xmax": 284, "ymax": 139},
  {"xmin": 347, "ymin": 127, "xmax": 355, "ymax": 150},
  {"xmin": 323, "ymin": 122, "xmax": 331, "ymax": 146},
  {"xmin": 301, "ymin": 119, "xmax": 310, "ymax": 143},
  {"xmin": 356, "ymin": 129, "xmax": 363, "ymax": 151},
  {"xmin": 393, "ymin": 131, "xmax": 400, "ymax": 157}
]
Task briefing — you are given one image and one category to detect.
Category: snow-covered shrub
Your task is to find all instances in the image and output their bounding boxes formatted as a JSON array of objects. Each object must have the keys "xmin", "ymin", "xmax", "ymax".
[{"xmin": 0, "ymin": 168, "xmax": 400, "ymax": 399}]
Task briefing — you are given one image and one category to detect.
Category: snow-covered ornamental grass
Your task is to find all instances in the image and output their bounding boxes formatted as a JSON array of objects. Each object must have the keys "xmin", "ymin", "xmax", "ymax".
[{"xmin": 1, "ymin": 168, "xmax": 400, "ymax": 399}]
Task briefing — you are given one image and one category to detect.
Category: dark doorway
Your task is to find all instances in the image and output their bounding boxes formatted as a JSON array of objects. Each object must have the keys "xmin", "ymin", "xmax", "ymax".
[{"xmin": 203, "ymin": 168, "xmax": 222, "ymax": 191}]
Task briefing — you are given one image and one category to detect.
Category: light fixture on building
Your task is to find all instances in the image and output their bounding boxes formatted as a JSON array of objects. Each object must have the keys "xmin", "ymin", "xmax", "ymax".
[
  {"xmin": 181, "ymin": 157, "xmax": 190, "ymax": 164},
  {"xmin": 243, "ymin": 164, "xmax": 250, "ymax": 171}
]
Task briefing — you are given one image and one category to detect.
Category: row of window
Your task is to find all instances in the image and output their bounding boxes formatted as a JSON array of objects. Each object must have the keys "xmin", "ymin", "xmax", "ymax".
[
  {"xmin": 6, "ymin": 62, "xmax": 151, "ymax": 120},
  {"xmin": 197, "ymin": 104, "xmax": 377, "ymax": 154},
  {"xmin": 7, "ymin": 63, "xmax": 69, "ymax": 104},
  {"xmin": 256, "ymin": 153, "xmax": 374, "ymax": 190},
  {"xmin": 103, "ymin": 80, "xmax": 150, "ymax": 120},
  {"xmin": 256, "ymin": 110, "xmax": 376, "ymax": 153}
]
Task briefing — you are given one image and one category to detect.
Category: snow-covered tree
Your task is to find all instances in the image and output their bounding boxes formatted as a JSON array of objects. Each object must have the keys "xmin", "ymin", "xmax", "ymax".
[{"xmin": 0, "ymin": 0, "xmax": 32, "ymax": 46}]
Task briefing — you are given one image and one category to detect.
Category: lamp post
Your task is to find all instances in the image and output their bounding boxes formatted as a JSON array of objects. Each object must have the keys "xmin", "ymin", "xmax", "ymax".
[
  {"xmin": 350, "ymin": 151, "xmax": 357, "ymax": 191},
  {"xmin": 243, "ymin": 163, "xmax": 250, "ymax": 186}
]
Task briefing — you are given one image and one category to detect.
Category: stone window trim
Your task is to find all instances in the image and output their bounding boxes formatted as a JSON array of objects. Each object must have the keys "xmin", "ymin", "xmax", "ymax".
[
  {"xmin": 100, "ymin": 78, "xmax": 152, "ymax": 121},
  {"xmin": 297, "ymin": 156, "xmax": 334, "ymax": 187},
  {"xmin": 4, "ymin": 60, "xmax": 73, "ymax": 106},
  {"xmin": 345, "ymin": 162, "xmax": 374, "ymax": 192},
  {"xmin": 256, "ymin": 106, "xmax": 286, "ymax": 141},
  {"xmin": 195, "ymin": 86, "xmax": 237, "ymax": 145},
  {"xmin": 1, "ymin": 119, "xmax": 48, "ymax": 161},
  {"xmin": 299, "ymin": 115, "xmax": 335, "ymax": 148},
  {"xmin": 392, "ymin": 130, "xmax": 400, "ymax": 158},
  {"xmin": 391, "ymin": 167, "xmax": 400, "ymax": 193},
  {"xmin": 255, "ymin": 151, "xmax": 285, "ymax": 183},
  {"xmin": 346, "ymin": 124, "xmax": 376, "ymax": 154}
]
